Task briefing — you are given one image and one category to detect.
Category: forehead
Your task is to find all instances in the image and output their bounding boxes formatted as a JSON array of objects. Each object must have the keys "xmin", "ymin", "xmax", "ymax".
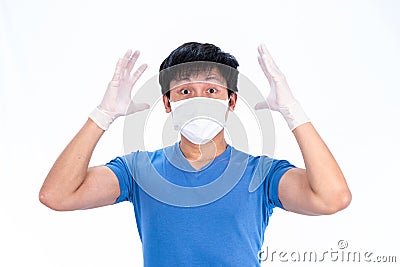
[{"xmin": 169, "ymin": 67, "xmax": 227, "ymax": 89}]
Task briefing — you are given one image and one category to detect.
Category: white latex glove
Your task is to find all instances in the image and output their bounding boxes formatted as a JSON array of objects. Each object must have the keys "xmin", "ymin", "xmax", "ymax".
[
  {"xmin": 255, "ymin": 44, "xmax": 309, "ymax": 131},
  {"xmin": 89, "ymin": 50, "xmax": 149, "ymax": 130}
]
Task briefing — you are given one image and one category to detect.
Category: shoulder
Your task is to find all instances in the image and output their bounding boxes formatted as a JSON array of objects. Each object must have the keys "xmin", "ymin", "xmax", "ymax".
[
  {"xmin": 121, "ymin": 144, "xmax": 173, "ymax": 162},
  {"xmin": 229, "ymin": 146, "xmax": 274, "ymax": 169},
  {"xmin": 230, "ymin": 146, "xmax": 295, "ymax": 189}
]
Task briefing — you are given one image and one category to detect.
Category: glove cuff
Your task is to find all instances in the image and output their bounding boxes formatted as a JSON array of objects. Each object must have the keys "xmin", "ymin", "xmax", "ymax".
[
  {"xmin": 88, "ymin": 107, "xmax": 115, "ymax": 131},
  {"xmin": 279, "ymin": 101, "xmax": 310, "ymax": 131}
]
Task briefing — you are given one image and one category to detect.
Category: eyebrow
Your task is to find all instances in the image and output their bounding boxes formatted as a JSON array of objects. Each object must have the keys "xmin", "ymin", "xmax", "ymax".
[
  {"xmin": 174, "ymin": 77, "xmax": 191, "ymax": 82},
  {"xmin": 204, "ymin": 76, "xmax": 223, "ymax": 82},
  {"xmin": 174, "ymin": 76, "xmax": 223, "ymax": 82}
]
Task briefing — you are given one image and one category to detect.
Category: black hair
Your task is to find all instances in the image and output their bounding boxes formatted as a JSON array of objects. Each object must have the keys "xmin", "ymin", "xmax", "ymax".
[{"xmin": 159, "ymin": 42, "xmax": 239, "ymax": 99}]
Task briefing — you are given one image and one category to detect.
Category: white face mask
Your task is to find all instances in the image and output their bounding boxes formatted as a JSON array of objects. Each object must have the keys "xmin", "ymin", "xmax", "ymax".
[{"xmin": 170, "ymin": 97, "xmax": 230, "ymax": 145}]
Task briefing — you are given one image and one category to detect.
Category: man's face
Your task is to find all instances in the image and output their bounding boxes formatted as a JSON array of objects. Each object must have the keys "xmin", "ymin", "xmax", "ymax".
[{"xmin": 163, "ymin": 67, "xmax": 237, "ymax": 112}]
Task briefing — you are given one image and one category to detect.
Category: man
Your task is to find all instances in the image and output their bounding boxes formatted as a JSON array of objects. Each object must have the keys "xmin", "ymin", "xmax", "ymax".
[{"xmin": 39, "ymin": 42, "xmax": 351, "ymax": 266}]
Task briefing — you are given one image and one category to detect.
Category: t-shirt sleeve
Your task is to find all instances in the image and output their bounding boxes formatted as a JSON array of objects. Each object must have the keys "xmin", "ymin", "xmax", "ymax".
[
  {"xmin": 264, "ymin": 158, "xmax": 296, "ymax": 210},
  {"xmin": 105, "ymin": 154, "xmax": 136, "ymax": 204}
]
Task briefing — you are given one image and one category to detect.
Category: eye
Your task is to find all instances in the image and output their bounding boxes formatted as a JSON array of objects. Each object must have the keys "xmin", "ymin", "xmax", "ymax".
[
  {"xmin": 207, "ymin": 88, "xmax": 217, "ymax": 94},
  {"xmin": 180, "ymin": 88, "xmax": 190, "ymax": 95}
]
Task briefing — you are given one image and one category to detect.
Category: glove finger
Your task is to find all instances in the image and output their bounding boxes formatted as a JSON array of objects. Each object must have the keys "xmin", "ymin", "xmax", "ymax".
[
  {"xmin": 257, "ymin": 55, "xmax": 269, "ymax": 77},
  {"xmin": 130, "ymin": 63, "xmax": 148, "ymax": 85},
  {"xmin": 257, "ymin": 43, "xmax": 266, "ymax": 56},
  {"xmin": 122, "ymin": 50, "xmax": 133, "ymax": 78},
  {"xmin": 258, "ymin": 44, "xmax": 283, "ymax": 76},
  {"xmin": 112, "ymin": 50, "xmax": 132, "ymax": 81},
  {"xmin": 126, "ymin": 50, "xmax": 140, "ymax": 74},
  {"xmin": 112, "ymin": 58, "xmax": 124, "ymax": 81},
  {"xmin": 258, "ymin": 44, "xmax": 274, "ymax": 63},
  {"xmin": 123, "ymin": 49, "xmax": 132, "ymax": 59},
  {"xmin": 125, "ymin": 64, "xmax": 148, "ymax": 99},
  {"xmin": 258, "ymin": 55, "xmax": 276, "ymax": 86}
]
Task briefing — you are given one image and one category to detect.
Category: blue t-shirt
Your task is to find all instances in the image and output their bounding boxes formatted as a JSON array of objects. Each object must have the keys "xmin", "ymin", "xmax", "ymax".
[{"xmin": 106, "ymin": 142, "xmax": 295, "ymax": 266}]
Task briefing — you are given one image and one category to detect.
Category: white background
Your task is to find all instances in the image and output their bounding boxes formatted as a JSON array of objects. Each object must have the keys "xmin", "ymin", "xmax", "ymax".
[{"xmin": 1, "ymin": 0, "xmax": 399, "ymax": 266}]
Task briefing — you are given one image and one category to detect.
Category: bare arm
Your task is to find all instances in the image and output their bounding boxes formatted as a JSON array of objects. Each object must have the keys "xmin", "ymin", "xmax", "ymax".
[
  {"xmin": 39, "ymin": 119, "xmax": 120, "ymax": 211},
  {"xmin": 278, "ymin": 123, "xmax": 351, "ymax": 215},
  {"xmin": 256, "ymin": 44, "xmax": 351, "ymax": 215},
  {"xmin": 39, "ymin": 49, "xmax": 148, "ymax": 211}
]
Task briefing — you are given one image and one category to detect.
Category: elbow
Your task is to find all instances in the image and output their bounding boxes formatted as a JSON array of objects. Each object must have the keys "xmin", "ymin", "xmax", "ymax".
[
  {"xmin": 39, "ymin": 189, "xmax": 67, "ymax": 211},
  {"xmin": 322, "ymin": 189, "xmax": 352, "ymax": 215}
]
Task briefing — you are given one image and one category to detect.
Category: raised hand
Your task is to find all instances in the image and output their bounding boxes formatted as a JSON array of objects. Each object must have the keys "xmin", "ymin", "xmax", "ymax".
[
  {"xmin": 255, "ymin": 44, "xmax": 309, "ymax": 130},
  {"xmin": 90, "ymin": 50, "xmax": 149, "ymax": 130}
]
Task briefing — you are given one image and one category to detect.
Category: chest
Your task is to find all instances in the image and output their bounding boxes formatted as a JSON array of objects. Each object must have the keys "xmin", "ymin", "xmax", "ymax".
[{"xmin": 135, "ymin": 175, "xmax": 265, "ymax": 233}]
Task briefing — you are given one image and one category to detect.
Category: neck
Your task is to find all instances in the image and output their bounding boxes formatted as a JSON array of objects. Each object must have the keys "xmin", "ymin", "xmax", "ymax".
[{"xmin": 179, "ymin": 131, "xmax": 227, "ymax": 169}]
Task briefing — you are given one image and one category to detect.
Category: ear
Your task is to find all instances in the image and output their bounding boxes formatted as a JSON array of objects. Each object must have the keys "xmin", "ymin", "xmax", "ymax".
[
  {"xmin": 228, "ymin": 93, "xmax": 238, "ymax": 111},
  {"xmin": 163, "ymin": 95, "xmax": 171, "ymax": 113}
]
